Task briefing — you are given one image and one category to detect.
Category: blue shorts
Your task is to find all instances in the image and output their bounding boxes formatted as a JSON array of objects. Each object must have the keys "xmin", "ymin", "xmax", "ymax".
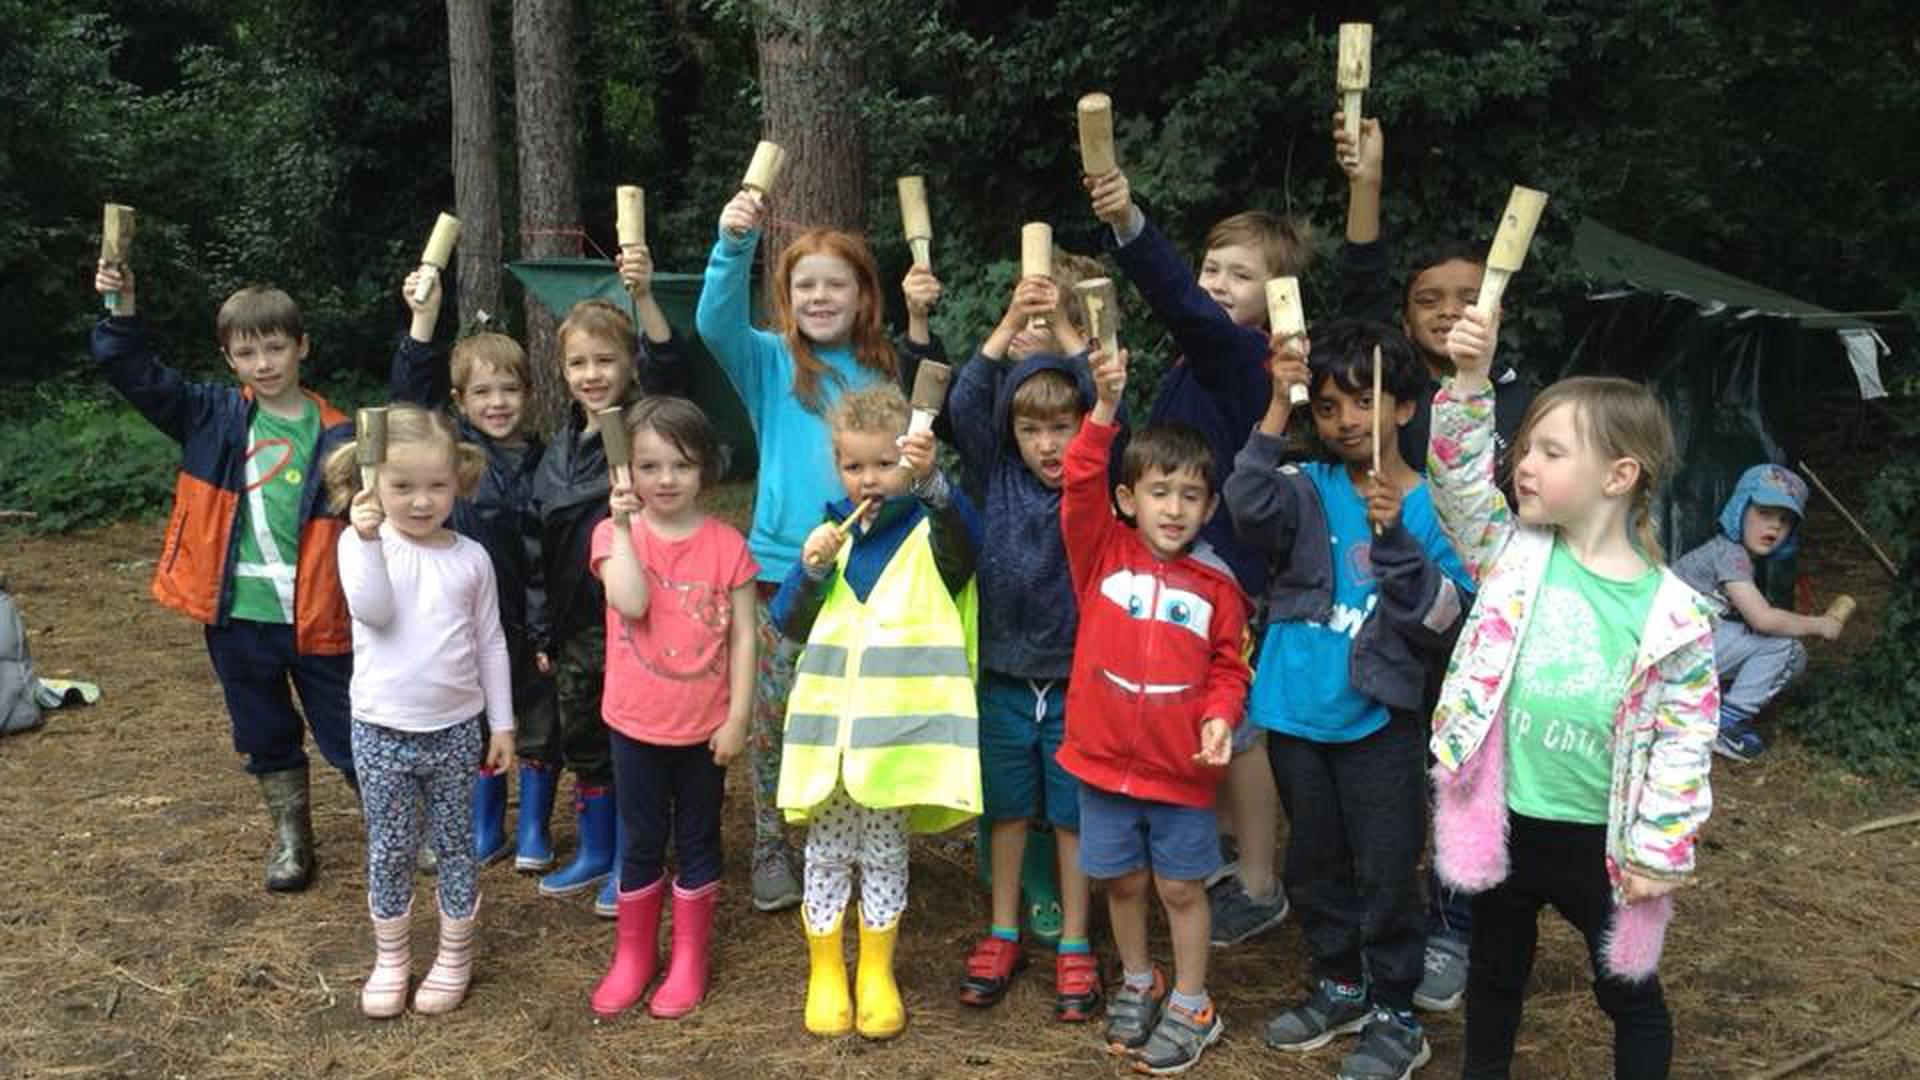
[
  {"xmin": 977, "ymin": 672, "xmax": 1079, "ymax": 830},
  {"xmin": 1076, "ymin": 785, "xmax": 1220, "ymax": 882},
  {"xmin": 1231, "ymin": 713, "xmax": 1264, "ymax": 756}
]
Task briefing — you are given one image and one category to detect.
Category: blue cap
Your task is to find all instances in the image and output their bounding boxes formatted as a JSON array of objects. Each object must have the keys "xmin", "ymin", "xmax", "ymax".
[{"xmin": 1717, "ymin": 463, "xmax": 1809, "ymax": 560}]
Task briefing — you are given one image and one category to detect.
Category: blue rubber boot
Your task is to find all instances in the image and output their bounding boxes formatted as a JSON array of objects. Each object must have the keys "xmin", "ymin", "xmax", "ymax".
[
  {"xmin": 539, "ymin": 784, "xmax": 614, "ymax": 897},
  {"xmin": 514, "ymin": 762, "xmax": 558, "ymax": 873},
  {"xmin": 594, "ymin": 808, "xmax": 627, "ymax": 918},
  {"xmin": 472, "ymin": 768, "xmax": 511, "ymax": 866}
]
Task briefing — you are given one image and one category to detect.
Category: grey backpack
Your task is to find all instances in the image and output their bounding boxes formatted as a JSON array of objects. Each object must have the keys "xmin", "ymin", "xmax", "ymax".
[{"xmin": 0, "ymin": 584, "xmax": 41, "ymax": 735}]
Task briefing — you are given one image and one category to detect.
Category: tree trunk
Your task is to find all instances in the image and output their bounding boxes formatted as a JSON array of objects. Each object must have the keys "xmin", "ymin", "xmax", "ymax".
[
  {"xmin": 754, "ymin": 0, "xmax": 866, "ymax": 272},
  {"xmin": 447, "ymin": 0, "xmax": 502, "ymax": 328},
  {"xmin": 512, "ymin": 0, "xmax": 580, "ymax": 437}
]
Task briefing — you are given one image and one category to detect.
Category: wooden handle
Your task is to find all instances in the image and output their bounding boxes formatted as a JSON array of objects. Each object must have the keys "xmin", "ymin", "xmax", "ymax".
[
  {"xmin": 1370, "ymin": 343, "xmax": 1383, "ymax": 474},
  {"xmin": 1473, "ymin": 184, "xmax": 1549, "ymax": 318},
  {"xmin": 420, "ymin": 212, "xmax": 462, "ymax": 269},
  {"xmin": 100, "ymin": 203, "xmax": 136, "ymax": 266},
  {"xmin": 908, "ymin": 360, "xmax": 952, "ymax": 414},
  {"xmin": 615, "ymin": 185, "xmax": 646, "ymax": 248},
  {"xmin": 1077, "ymin": 92, "xmax": 1117, "ymax": 175},
  {"xmin": 898, "ymin": 176, "xmax": 932, "ymax": 268},
  {"xmin": 1472, "ymin": 267, "xmax": 1514, "ymax": 321},
  {"xmin": 1337, "ymin": 23, "xmax": 1373, "ymax": 91},
  {"xmin": 1826, "ymin": 595, "xmax": 1857, "ymax": 626},
  {"xmin": 742, "ymin": 140, "xmax": 786, "ymax": 196},
  {"xmin": 1342, "ymin": 90, "xmax": 1364, "ymax": 145},
  {"xmin": 595, "ymin": 406, "xmax": 630, "ymax": 468},
  {"xmin": 356, "ymin": 407, "xmax": 389, "ymax": 471},
  {"xmin": 1800, "ymin": 460, "xmax": 1902, "ymax": 579},
  {"xmin": 1267, "ymin": 277, "xmax": 1309, "ymax": 406},
  {"xmin": 1075, "ymin": 277, "xmax": 1121, "ymax": 359}
]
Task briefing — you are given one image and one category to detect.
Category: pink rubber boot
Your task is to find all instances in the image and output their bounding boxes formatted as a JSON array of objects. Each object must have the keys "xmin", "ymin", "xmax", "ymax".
[
  {"xmin": 590, "ymin": 875, "xmax": 666, "ymax": 1017},
  {"xmin": 648, "ymin": 878, "xmax": 720, "ymax": 1018}
]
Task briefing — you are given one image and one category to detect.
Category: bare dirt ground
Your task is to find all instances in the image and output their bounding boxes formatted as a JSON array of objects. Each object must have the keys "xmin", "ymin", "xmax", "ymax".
[{"xmin": 4, "ymin": 410, "xmax": 1918, "ymax": 1078}]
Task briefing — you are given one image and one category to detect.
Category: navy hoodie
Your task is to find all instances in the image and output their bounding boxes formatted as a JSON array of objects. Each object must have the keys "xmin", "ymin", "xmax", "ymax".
[{"xmin": 947, "ymin": 348, "xmax": 1096, "ymax": 680}]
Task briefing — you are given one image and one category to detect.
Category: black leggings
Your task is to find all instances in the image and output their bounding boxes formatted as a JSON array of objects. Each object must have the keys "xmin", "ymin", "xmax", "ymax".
[
  {"xmin": 609, "ymin": 730, "xmax": 726, "ymax": 891},
  {"xmin": 1462, "ymin": 814, "xmax": 1672, "ymax": 1079}
]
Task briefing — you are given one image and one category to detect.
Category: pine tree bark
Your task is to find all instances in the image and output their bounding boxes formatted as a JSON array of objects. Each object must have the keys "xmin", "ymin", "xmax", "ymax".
[
  {"xmin": 754, "ymin": 0, "xmax": 866, "ymax": 271},
  {"xmin": 447, "ymin": 0, "xmax": 502, "ymax": 328},
  {"xmin": 512, "ymin": 0, "xmax": 580, "ymax": 437}
]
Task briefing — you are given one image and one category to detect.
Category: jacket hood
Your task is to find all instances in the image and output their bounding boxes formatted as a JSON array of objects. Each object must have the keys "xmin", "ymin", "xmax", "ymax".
[
  {"xmin": 1717, "ymin": 463, "xmax": 1808, "ymax": 560},
  {"xmin": 991, "ymin": 351, "xmax": 1095, "ymax": 458}
]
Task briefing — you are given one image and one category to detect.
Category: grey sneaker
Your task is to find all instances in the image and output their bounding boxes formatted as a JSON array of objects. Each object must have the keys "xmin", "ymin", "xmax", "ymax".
[
  {"xmin": 1133, "ymin": 1000, "xmax": 1224, "ymax": 1075},
  {"xmin": 1208, "ymin": 878, "xmax": 1289, "ymax": 947},
  {"xmin": 1105, "ymin": 968, "xmax": 1167, "ymax": 1054},
  {"xmin": 750, "ymin": 841, "xmax": 802, "ymax": 912},
  {"xmin": 1412, "ymin": 936, "xmax": 1467, "ymax": 1012},
  {"xmin": 1265, "ymin": 978, "xmax": 1372, "ymax": 1052},
  {"xmin": 1202, "ymin": 834, "xmax": 1241, "ymax": 889},
  {"xmin": 1337, "ymin": 1008, "xmax": 1431, "ymax": 1080}
]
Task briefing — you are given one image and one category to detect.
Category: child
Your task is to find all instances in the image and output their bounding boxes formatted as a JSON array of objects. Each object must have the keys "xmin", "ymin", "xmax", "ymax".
[
  {"xmin": 322, "ymin": 405, "xmax": 515, "ymax": 1018},
  {"xmin": 948, "ymin": 261, "xmax": 1100, "ymax": 1020},
  {"xmin": 1224, "ymin": 321, "xmax": 1472, "ymax": 1080},
  {"xmin": 530, "ymin": 281, "xmax": 684, "ymax": 914},
  {"xmin": 390, "ymin": 271, "xmax": 553, "ymax": 871},
  {"xmin": 1429, "ymin": 309, "xmax": 1718, "ymax": 1079},
  {"xmin": 1673, "ymin": 463, "xmax": 1839, "ymax": 761},
  {"xmin": 771, "ymin": 384, "xmax": 982, "ymax": 1040},
  {"xmin": 1058, "ymin": 344, "xmax": 1250, "ymax": 1074},
  {"xmin": 589, "ymin": 397, "xmax": 758, "ymax": 1019},
  {"xmin": 695, "ymin": 193, "xmax": 907, "ymax": 913},
  {"xmin": 1084, "ymin": 166, "xmax": 1306, "ymax": 948},
  {"xmin": 90, "ymin": 262, "xmax": 356, "ymax": 893},
  {"xmin": 1332, "ymin": 112, "xmax": 1535, "ymax": 476}
]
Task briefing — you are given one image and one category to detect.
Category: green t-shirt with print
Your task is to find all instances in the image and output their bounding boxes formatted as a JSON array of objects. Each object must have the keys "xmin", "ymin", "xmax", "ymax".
[
  {"xmin": 228, "ymin": 401, "xmax": 320, "ymax": 623},
  {"xmin": 1504, "ymin": 540, "xmax": 1661, "ymax": 824}
]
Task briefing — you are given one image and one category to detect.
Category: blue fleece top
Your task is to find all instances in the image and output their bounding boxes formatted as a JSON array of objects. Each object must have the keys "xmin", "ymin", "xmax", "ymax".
[
  {"xmin": 695, "ymin": 228, "xmax": 889, "ymax": 584},
  {"xmin": 1248, "ymin": 462, "xmax": 1471, "ymax": 742},
  {"xmin": 947, "ymin": 348, "xmax": 1094, "ymax": 679}
]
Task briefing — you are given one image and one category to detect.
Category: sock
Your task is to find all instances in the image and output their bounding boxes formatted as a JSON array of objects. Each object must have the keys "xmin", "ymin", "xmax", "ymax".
[
  {"xmin": 1123, "ymin": 967, "xmax": 1155, "ymax": 993},
  {"xmin": 1169, "ymin": 988, "xmax": 1211, "ymax": 1016},
  {"xmin": 1327, "ymin": 977, "xmax": 1365, "ymax": 1002},
  {"xmin": 1058, "ymin": 937, "xmax": 1091, "ymax": 956},
  {"xmin": 989, "ymin": 923, "xmax": 1019, "ymax": 943}
]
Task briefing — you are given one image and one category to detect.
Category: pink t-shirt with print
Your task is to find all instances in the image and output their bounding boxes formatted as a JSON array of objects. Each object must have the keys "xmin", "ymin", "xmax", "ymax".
[{"xmin": 590, "ymin": 515, "xmax": 758, "ymax": 746}]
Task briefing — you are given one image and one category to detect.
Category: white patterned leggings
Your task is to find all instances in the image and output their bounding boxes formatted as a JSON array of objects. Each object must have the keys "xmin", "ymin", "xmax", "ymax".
[
  {"xmin": 802, "ymin": 787, "xmax": 909, "ymax": 934},
  {"xmin": 353, "ymin": 717, "xmax": 482, "ymax": 920}
]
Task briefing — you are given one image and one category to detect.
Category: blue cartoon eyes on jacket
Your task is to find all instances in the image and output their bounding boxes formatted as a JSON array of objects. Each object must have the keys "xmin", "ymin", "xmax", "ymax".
[
  {"xmin": 1128, "ymin": 595, "xmax": 1145, "ymax": 617},
  {"xmin": 1167, "ymin": 601, "xmax": 1191, "ymax": 625}
]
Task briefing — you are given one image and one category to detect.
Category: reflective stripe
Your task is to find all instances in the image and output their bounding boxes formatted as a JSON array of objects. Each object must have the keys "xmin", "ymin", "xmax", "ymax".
[
  {"xmin": 242, "ymin": 448, "xmax": 296, "ymax": 620},
  {"xmin": 794, "ymin": 643, "xmax": 849, "ymax": 678},
  {"xmin": 847, "ymin": 713, "xmax": 977, "ymax": 750},
  {"xmin": 858, "ymin": 645, "xmax": 970, "ymax": 679},
  {"xmin": 786, "ymin": 713, "xmax": 840, "ymax": 746}
]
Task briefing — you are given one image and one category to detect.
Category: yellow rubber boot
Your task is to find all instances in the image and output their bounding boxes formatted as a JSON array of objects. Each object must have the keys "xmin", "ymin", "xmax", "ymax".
[
  {"xmin": 855, "ymin": 908, "xmax": 905, "ymax": 1040},
  {"xmin": 804, "ymin": 910, "xmax": 853, "ymax": 1037}
]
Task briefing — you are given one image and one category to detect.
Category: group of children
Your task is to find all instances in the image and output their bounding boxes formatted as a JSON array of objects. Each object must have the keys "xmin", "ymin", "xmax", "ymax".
[{"xmin": 85, "ymin": 108, "xmax": 1847, "ymax": 1079}]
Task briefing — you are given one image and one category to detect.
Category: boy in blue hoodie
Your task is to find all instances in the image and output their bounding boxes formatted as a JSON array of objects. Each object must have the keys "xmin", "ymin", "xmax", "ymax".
[{"xmin": 948, "ymin": 258, "xmax": 1102, "ymax": 1022}]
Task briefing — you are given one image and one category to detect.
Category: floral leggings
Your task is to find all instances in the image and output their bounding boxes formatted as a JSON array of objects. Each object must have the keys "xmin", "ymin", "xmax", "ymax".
[
  {"xmin": 802, "ymin": 787, "xmax": 909, "ymax": 935},
  {"xmin": 750, "ymin": 593, "xmax": 799, "ymax": 848},
  {"xmin": 353, "ymin": 717, "xmax": 482, "ymax": 920}
]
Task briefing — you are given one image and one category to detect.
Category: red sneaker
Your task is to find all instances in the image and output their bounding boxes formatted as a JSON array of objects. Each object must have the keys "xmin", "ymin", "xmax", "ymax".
[
  {"xmin": 958, "ymin": 935, "xmax": 1026, "ymax": 1007},
  {"xmin": 1054, "ymin": 950, "xmax": 1102, "ymax": 1022}
]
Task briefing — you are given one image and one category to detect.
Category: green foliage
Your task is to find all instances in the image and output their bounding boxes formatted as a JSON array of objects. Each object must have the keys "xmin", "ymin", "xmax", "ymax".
[{"xmin": 0, "ymin": 382, "xmax": 177, "ymax": 531}]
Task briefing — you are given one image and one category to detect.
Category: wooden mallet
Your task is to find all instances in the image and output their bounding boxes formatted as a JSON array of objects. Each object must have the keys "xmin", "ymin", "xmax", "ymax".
[
  {"xmin": 742, "ymin": 140, "xmax": 786, "ymax": 204},
  {"xmin": 1265, "ymin": 276, "xmax": 1310, "ymax": 406},
  {"xmin": 1337, "ymin": 24, "xmax": 1373, "ymax": 154},
  {"xmin": 596, "ymin": 405, "xmax": 631, "ymax": 524},
  {"xmin": 1826, "ymin": 595, "xmax": 1857, "ymax": 627},
  {"xmin": 356, "ymin": 407, "xmax": 389, "ymax": 493},
  {"xmin": 100, "ymin": 203, "xmax": 135, "ymax": 312},
  {"xmin": 1077, "ymin": 92, "xmax": 1118, "ymax": 176},
  {"xmin": 1075, "ymin": 277, "xmax": 1121, "ymax": 362},
  {"xmin": 1472, "ymin": 186, "xmax": 1548, "ymax": 320},
  {"xmin": 412, "ymin": 212, "xmax": 462, "ymax": 304},
  {"xmin": 615, "ymin": 185, "xmax": 647, "ymax": 302},
  {"xmin": 1021, "ymin": 222, "xmax": 1053, "ymax": 332},
  {"xmin": 898, "ymin": 176, "xmax": 932, "ymax": 270},
  {"xmin": 900, "ymin": 360, "xmax": 953, "ymax": 470}
]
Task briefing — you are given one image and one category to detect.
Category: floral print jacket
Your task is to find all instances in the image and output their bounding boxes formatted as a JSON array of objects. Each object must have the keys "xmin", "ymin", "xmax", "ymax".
[{"xmin": 1426, "ymin": 381, "xmax": 1719, "ymax": 892}]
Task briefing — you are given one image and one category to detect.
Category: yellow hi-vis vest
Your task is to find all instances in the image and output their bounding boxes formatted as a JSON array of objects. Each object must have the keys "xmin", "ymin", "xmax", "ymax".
[{"xmin": 777, "ymin": 515, "xmax": 982, "ymax": 834}]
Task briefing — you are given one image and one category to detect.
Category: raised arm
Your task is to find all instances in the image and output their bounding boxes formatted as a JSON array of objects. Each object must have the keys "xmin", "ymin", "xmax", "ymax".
[
  {"xmin": 694, "ymin": 193, "xmax": 784, "ymax": 410},
  {"xmin": 1426, "ymin": 309, "xmax": 1513, "ymax": 583},
  {"xmin": 1332, "ymin": 112, "xmax": 1396, "ymax": 324},
  {"xmin": 91, "ymin": 264, "xmax": 217, "ymax": 445}
]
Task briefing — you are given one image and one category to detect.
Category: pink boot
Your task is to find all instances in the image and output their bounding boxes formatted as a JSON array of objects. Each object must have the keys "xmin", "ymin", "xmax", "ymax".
[
  {"xmin": 649, "ymin": 878, "xmax": 720, "ymax": 1018},
  {"xmin": 413, "ymin": 894, "xmax": 479, "ymax": 1015},
  {"xmin": 360, "ymin": 898, "xmax": 412, "ymax": 1019},
  {"xmin": 591, "ymin": 876, "xmax": 666, "ymax": 1017}
]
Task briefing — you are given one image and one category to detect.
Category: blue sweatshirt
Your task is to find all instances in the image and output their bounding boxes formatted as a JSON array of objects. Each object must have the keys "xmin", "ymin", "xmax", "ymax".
[{"xmin": 695, "ymin": 227, "xmax": 890, "ymax": 584}]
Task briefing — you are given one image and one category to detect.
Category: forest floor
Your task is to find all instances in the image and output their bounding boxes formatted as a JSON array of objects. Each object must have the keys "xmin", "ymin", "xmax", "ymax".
[{"xmin": 4, "ymin": 397, "xmax": 1918, "ymax": 1079}]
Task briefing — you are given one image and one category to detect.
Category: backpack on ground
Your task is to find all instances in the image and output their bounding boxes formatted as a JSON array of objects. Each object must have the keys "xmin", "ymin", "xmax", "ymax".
[{"xmin": 0, "ymin": 584, "xmax": 43, "ymax": 735}]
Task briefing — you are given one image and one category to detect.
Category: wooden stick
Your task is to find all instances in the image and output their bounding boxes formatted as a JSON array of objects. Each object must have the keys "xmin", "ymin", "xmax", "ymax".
[
  {"xmin": 1747, "ymin": 993, "xmax": 1920, "ymax": 1079},
  {"xmin": 1826, "ymin": 594, "xmax": 1857, "ymax": 626},
  {"xmin": 1021, "ymin": 223, "xmax": 1053, "ymax": 331},
  {"xmin": 1799, "ymin": 460, "xmax": 1901, "ymax": 579},
  {"xmin": 1337, "ymin": 24, "xmax": 1372, "ymax": 149},
  {"xmin": 100, "ymin": 204, "xmax": 136, "ymax": 312},
  {"xmin": 355, "ymin": 407, "xmax": 389, "ymax": 492},
  {"xmin": 1265, "ymin": 277, "xmax": 1310, "ymax": 406},
  {"xmin": 1077, "ymin": 92, "xmax": 1117, "ymax": 176},
  {"xmin": 1472, "ymin": 185, "xmax": 1548, "ymax": 320},
  {"xmin": 596, "ymin": 405, "xmax": 630, "ymax": 524},
  {"xmin": 901, "ymin": 359, "xmax": 952, "ymax": 466},
  {"xmin": 412, "ymin": 213, "xmax": 462, "ymax": 304},
  {"xmin": 1843, "ymin": 809, "xmax": 1920, "ymax": 837},
  {"xmin": 1074, "ymin": 277, "xmax": 1120, "ymax": 361},
  {"xmin": 836, "ymin": 496, "xmax": 878, "ymax": 536},
  {"xmin": 1371, "ymin": 343, "xmax": 1383, "ymax": 476},
  {"xmin": 898, "ymin": 176, "xmax": 932, "ymax": 269}
]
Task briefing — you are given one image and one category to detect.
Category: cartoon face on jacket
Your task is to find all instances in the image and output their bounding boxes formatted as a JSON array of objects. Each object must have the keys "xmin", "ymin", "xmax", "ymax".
[{"xmin": 1091, "ymin": 567, "xmax": 1213, "ymax": 705}]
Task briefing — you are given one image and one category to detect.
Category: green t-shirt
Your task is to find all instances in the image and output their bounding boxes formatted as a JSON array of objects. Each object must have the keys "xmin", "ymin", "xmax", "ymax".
[
  {"xmin": 228, "ymin": 401, "xmax": 320, "ymax": 623},
  {"xmin": 1504, "ymin": 539, "xmax": 1661, "ymax": 824}
]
